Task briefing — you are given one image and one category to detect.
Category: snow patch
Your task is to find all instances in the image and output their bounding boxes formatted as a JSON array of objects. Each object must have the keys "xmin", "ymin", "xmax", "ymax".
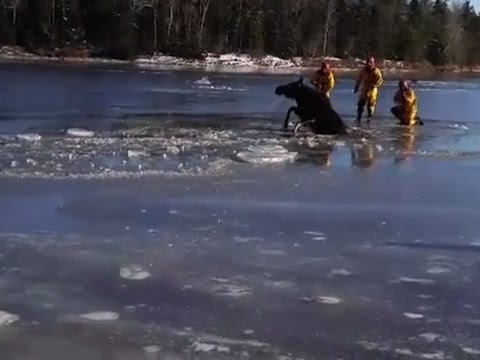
[{"xmin": 137, "ymin": 52, "xmax": 301, "ymax": 70}]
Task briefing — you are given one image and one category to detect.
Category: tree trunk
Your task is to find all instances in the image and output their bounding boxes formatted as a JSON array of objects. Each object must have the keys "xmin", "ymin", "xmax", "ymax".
[
  {"xmin": 153, "ymin": 0, "xmax": 158, "ymax": 51},
  {"xmin": 197, "ymin": 0, "xmax": 211, "ymax": 49},
  {"xmin": 166, "ymin": 0, "xmax": 175, "ymax": 44}
]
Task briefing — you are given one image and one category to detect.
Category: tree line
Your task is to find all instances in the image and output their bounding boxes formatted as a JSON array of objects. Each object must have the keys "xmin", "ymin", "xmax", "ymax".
[{"xmin": 0, "ymin": 0, "xmax": 479, "ymax": 66}]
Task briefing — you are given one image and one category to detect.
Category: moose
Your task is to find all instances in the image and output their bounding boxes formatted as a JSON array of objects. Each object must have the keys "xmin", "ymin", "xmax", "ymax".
[{"xmin": 274, "ymin": 77, "xmax": 347, "ymax": 135}]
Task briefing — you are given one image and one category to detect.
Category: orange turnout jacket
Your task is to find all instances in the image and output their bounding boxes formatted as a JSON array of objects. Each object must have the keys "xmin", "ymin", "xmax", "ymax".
[
  {"xmin": 312, "ymin": 70, "xmax": 335, "ymax": 98},
  {"xmin": 355, "ymin": 66, "xmax": 383, "ymax": 104},
  {"xmin": 394, "ymin": 88, "xmax": 418, "ymax": 126}
]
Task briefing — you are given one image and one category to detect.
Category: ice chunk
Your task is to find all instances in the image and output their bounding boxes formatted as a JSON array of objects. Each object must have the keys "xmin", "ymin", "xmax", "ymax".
[
  {"xmin": 17, "ymin": 133, "xmax": 41, "ymax": 142},
  {"xmin": 0, "ymin": 310, "xmax": 19, "ymax": 325},
  {"xmin": 403, "ymin": 312, "xmax": 424, "ymax": 319},
  {"xmin": 66, "ymin": 128, "xmax": 95, "ymax": 138},
  {"xmin": 192, "ymin": 341, "xmax": 230, "ymax": 354},
  {"xmin": 79, "ymin": 311, "xmax": 119, "ymax": 321},
  {"xmin": 143, "ymin": 345, "xmax": 161, "ymax": 354},
  {"xmin": 463, "ymin": 347, "xmax": 480, "ymax": 355},
  {"xmin": 166, "ymin": 146, "xmax": 181, "ymax": 155},
  {"xmin": 128, "ymin": 150, "xmax": 148, "ymax": 158},
  {"xmin": 315, "ymin": 296, "xmax": 343, "ymax": 305},
  {"xmin": 396, "ymin": 277, "xmax": 435, "ymax": 285},
  {"xmin": 236, "ymin": 145, "xmax": 297, "ymax": 164},
  {"xmin": 120, "ymin": 265, "xmax": 151, "ymax": 281},
  {"xmin": 194, "ymin": 76, "xmax": 212, "ymax": 85}
]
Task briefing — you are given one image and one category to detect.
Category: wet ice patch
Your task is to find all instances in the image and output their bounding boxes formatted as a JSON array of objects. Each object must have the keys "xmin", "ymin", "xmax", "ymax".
[
  {"xmin": 465, "ymin": 319, "xmax": 480, "ymax": 326},
  {"xmin": 257, "ymin": 249, "xmax": 285, "ymax": 256},
  {"xmin": 395, "ymin": 277, "xmax": 435, "ymax": 285},
  {"xmin": 236, "ymin": 145, "xmax": 297, "ymax": 164},
  {"xmin": 420, "ymin": 351, "xmax": 445, "ymax": 359},
  {"xmin": 395, "ymin": 349, "xmax": 413, "ymax": 356},
  {"xmin": 426, "ymin": 266, "xmax": 452, "ymax": 275},
  {"xmin": 415, "ymin": 294, "xmax": 435, "ymax": 300},
  {"xmin": 329, "ymin": 269, "xmax": 352, "ymax": 277},
  {"xmin": 213, "ymin": 284, "xmax": 252, "ymax": 298},
  {"xmin": 79, "ymin": 311, "xmax": 119, "ymax": 321},
  {"xmin": 303, "ymin": 231, "xmax": 325, "ymax": 237},
  {"xmin": 120, "ymin": 265, "xmax": 151, "ymax": 281},
  {"xmin": 263, "ymin": 280, "xmax": 295, "ymax": 290},
  {"xmin": 419, "ymin": 333, "xmax": 445, "ymax": 342},
  {"xmin": 143, "ymin": 345, "xmax": 161, "ymax": 354},
  {"xmin": 301, "ymin": 296, "xmax": 343, "ymax": 305},
  {"xmin": 356, "ymin": 341, "xmax": 389, "ymax": 352},
  {"xmin": 0, "ymin": 310, "xmax": 19, "ymax": 325},
  {"xmin": 233, "ymin": 236, "xmax": 263, "ymax": 244},
  {"xmin": 66, "ymin": 128, "xmax": 95, "ymax": 138}
]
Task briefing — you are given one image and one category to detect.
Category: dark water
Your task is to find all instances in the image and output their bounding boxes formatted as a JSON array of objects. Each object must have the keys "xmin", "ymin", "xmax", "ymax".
[{"xmin": 0, "ymin": 63, "xmax": 480, "ymax": 360}]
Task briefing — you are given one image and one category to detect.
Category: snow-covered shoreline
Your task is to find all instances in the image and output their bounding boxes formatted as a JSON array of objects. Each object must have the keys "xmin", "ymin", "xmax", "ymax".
[
  {"xmin": 0, "ymin": 46, "xmax": 476, "ymax": 75},
  {"xmin": 134, "ymin": 52, "xmax": 412, "ymax": 74}
]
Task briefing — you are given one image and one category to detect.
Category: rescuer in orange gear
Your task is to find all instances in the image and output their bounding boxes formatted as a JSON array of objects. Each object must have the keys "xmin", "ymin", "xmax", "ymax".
[
  {"xmin": 311, "ymin": 61, "xmax": 335, "ymax": 99},
  {"xmin": 354, "ymin": 56, "xmax": 383, "ymax": 123},
  {"xmin": 391, "ymin": 80, "xmax": 421, "ymax": 126}
]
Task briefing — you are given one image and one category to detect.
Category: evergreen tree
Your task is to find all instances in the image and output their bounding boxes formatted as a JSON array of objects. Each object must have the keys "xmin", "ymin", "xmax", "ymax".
[{"xmin": 0, "ymin": 0, "xmax": 478, "ymax": 66}]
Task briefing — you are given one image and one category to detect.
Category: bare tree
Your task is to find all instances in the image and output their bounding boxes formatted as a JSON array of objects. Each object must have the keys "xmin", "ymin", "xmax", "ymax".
[
  {"xmin": 197, "ymin": 0, "xmax": 211, "ymax": 48},
  {"xmin": 323, "ymin": 0, "xmax": 336, "ymax": 56}
]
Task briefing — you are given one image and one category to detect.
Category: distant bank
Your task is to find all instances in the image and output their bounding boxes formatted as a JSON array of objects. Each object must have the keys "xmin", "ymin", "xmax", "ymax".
[{"xmin": 1, "ymin": 45, "xmax": 479, "ymax": 78}]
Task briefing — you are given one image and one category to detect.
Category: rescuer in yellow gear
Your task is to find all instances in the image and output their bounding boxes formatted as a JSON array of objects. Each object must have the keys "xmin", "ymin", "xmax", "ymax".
[
  {"xmin": 311, "ymin": 61, "xmax": 335, "ymax": 99},
  {"xmin": 391, "ymin": 80, "xmax": 421, "ymax": 126},
  {"xmin": 354, "ymin": 56, "xmax": 383, "ymax": 123}
]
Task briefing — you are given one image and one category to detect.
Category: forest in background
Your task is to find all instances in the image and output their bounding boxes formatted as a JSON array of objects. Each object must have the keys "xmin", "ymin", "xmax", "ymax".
[{"xmin": 0, "ymin": 0, "xmax": 479, "ymax": 67}]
